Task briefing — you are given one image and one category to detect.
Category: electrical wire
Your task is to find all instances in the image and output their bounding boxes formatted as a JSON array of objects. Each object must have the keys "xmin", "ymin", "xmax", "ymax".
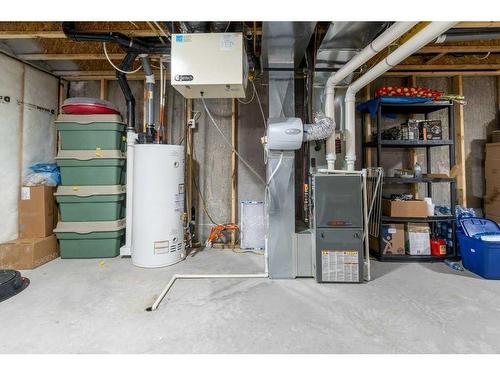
[
  {"xmin": 252, "ymin": 80, "xmax": 267, "ymax": 129},
  {"xmin": 201, "ymin": 97, "xmax": 265, "ymax": 185},
  {"xmin": 224, "ymin": 22, "xmax": 231, "ymax": 32},
  {"xmin": 103, "ymin": 42, "xmax": 143, "ymax": 74},
  {"xmin": 236, "ymin": 83, "xmax": 256, "ymax": 104},
  {"xmin": 192, "ymin": 176, "xmax": 219, "ymax": 225},
  {"xmin": 473, "ymin": 51, "xmax": 491, "ymax": 60}
]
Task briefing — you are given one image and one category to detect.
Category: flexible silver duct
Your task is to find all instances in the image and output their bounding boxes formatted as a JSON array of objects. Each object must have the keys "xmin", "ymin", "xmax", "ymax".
[{"xmin": 304, "ymin": 112, "xmax": 335, "ymax": 141}]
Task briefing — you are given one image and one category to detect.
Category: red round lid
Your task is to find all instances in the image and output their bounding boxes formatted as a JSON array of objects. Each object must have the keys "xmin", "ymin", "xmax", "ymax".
[{"xmin": 62, "ymin": 103, "xmax": 120, "ymax": 115}]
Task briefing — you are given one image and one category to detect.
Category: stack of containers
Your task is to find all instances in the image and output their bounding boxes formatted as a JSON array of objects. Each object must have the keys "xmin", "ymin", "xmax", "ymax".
[{"xmin": 53, "ymin": 114, "xmax": 127, "ymax": 258}]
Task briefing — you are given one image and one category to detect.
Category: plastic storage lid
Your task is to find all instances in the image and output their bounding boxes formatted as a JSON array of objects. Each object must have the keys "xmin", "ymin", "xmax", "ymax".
[
  {"xmin": 54, "ymin": 219, "xmax": 126, "ymax": 234},
  {"xmin": 55, "ymin": 185, "xmax": 126, "ymax": 197},
  {"xmin": 55, "ymin": 114, "xmax": 124, "ymax": 124},
  {"xmin": 460, "ymin": 218, "xmax": 500, "ymax": 238},
  {"xmin": 62, "ymin": 97, "xmax": 120, "ymax": 115},
  {"xmin": 56, "ymin": 150, "xmax": 125, "ymax": 160}
]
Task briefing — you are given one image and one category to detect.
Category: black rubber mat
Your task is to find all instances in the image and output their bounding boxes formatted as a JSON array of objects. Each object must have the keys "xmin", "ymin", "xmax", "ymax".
[{"xmin": 0, "ymin": 269, "xmax": 29, "ymax": 303}]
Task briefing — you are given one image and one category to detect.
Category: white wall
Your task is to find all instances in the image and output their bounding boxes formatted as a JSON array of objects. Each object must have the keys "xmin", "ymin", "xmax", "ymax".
[{"xmin": 0, "ymin": 54, "xmax": 59, "ymax": 243}]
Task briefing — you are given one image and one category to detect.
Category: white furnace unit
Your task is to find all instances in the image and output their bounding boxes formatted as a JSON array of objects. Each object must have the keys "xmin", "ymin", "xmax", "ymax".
[
  {"xmin": 131, "ymin": 144, "xmax": 186, "ymax": 268},
  {"xmin": 171, "ymin": 32, "xmax": 247, "ymax": 98}
]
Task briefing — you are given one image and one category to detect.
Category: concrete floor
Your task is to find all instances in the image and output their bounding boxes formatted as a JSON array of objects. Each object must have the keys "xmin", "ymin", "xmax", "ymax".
[{"xmin": 1, "ymin": 248, "xmax": 499, "ymax": 354}]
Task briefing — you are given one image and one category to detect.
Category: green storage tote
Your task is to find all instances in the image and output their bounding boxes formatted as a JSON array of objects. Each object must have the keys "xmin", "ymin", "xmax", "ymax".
[
  {"xmin": 55, "ymin": 114, "xmax": 126, "ymax": 151},
  {"xmin": 54, "ymin": 219, "xmax": 125, "ymax": 258},
  {"xmin": 56, "ymin": 150, "xmax": 126, "ymax": 186},
  {"xmin": 55, "ymin": 185, "xmax": 126, "ymax": 222}
]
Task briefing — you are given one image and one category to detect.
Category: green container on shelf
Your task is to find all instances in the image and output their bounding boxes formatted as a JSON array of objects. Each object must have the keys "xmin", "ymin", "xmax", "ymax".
[
  {"xmin": 56, "ymin": 150, "xmax": 126, "ymax": 186},
  {"xmin": 54, "ymin": 219, "xmax": 125, "ymax": 258},
  {"xmin": 55, "ymin": 185, "xmax": 126, "ymax": 222},
  {"xmin": 55, "ymin": 114, "xmax": 126, "ymax": 151}
]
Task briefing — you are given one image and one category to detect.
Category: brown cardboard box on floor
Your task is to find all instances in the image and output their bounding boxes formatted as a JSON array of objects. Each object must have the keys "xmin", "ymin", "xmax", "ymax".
[
  {"xmin": 381, "ymin": 223, "xmax": 405, "ymax": 255},
  {"xmin": 0, "ymin": 235, "xmax": 59, "ymax": 270},
  {"xmin": 382, "ymin": 199, "xmax": 428, "ymax": 218},
  {"xmin": 18, "ymin": 185, "xmax": 56, "ymax": 239}
]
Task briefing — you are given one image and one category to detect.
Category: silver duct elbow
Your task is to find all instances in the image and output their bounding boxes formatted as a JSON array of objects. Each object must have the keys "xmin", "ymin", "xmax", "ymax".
[{"xmin": 304, "ymin": 112, "xmax": 335, "ymax": 142}]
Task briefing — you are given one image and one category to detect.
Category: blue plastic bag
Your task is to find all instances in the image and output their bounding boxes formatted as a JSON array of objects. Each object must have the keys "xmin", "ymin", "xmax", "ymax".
[{"xmin": 23, "ymin": 163, "xmax": 61, "ymax": 186}]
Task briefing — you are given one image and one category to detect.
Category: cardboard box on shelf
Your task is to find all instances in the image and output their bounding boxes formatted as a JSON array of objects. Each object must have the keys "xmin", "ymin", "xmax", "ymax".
[
  {"xmin": 381, "ymin": 223, "xmax": 405, "ymax": 255},
  {"xmin": 406, "ymin": 223, "xmax": 431, "ymax": 255},
  {"xmin": 18, "ymin": 185, "xmax": 56, "ymax": 239},
  {"xmin": 418, "ymin": 120, "xmax": 442, "ymax": 140},
  {"xmin": 382, "ymin": 199, "xmax": 428, "ymax": 218},
  {"xmin": 0, "ymin": 235, "xmax": 59, "ymax": 270}
]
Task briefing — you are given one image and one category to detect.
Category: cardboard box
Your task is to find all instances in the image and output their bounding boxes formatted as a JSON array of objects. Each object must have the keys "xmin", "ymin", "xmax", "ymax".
[
  {"xmin": 406, "ymin": 223, "xmax": 431, "ymax": 255},
  {"xmin": 382, "ymin": 199, "xmax": 428, "ymax": 218},
  {"xmin": 0, "ymin": 235, "xmax": 59, "ymax": 270},
  {"xmin": 18, "ymin": 186, "xmax": 56, "ymax": 239},
  {"xmin": 418, "ymin": 120, "xmax": 442, "ymax": 140},
  {"xmin": 491, "ymin": 131, "xmax": 500, "ymax": 143},
  {"xmin": 381, "ymin": 223, "xmax": 405, "ymax": 255}
]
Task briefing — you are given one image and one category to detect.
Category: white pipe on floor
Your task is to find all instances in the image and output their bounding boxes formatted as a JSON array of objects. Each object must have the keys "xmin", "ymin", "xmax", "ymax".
[
  {"xmin": 343, "ymin": 21, "xmax": 458, "ymax": 171},
  {"xmin": 324, "ymin": 22, "xmax": 418, "ymax": 170},
  {"xmin": 148, "ymin": 273, "xmax": 268, "ymax": 311}
]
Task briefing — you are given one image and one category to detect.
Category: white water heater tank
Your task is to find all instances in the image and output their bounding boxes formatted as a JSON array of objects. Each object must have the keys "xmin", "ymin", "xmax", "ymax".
[{"xmin": 131, "ymin": 144, "xmax": 186, "ymax": 268}]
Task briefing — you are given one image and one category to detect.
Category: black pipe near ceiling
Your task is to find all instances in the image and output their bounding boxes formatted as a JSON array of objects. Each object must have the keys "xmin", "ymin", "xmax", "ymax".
[
  {"xmin": 116, "ymin": 52, "xmax": 138, "ymax": 132},
  {"xmin": 62, "ymin": 22, "xmax": 171, "ymax": 132}
]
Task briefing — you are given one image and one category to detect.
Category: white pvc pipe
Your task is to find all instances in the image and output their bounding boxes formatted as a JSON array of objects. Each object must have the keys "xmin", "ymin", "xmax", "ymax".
[
  {"xmin": 120, "ymin": 132, "xmax": 138, "ymax": 257},
  {"xmin": 148, "ymin": 273, "xmax": 268, "ymax": 311},
  {"xmin": 324, "ymin": 22, "xmax": 418, "ymax": 170},
  {"xmin": 343, "ymin": 22, "xmax": 457, "ymax": 171}
]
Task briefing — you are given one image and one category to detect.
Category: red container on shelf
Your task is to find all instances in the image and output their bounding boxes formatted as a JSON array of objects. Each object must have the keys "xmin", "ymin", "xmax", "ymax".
[{"xmin": 431, "ymin": 238, "xmax": 447, "ymax": 256}]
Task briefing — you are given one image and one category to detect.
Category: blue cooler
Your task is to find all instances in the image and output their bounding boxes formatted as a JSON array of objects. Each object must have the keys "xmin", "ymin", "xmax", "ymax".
[{"xmin": 458, "ymin": 218, "xmax": 500, "ymax": 279}]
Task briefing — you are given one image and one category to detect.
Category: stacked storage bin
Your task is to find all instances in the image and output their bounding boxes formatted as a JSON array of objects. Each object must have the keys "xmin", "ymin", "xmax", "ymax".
[{"xmin": 53, "ymin": 114, "xmax": 126, "ymax": 258}]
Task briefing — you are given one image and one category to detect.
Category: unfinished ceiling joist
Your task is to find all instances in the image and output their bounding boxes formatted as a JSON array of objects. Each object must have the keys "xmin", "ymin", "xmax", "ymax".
[
  {"xmin": 384, "ymin": 70, "xmax": 500, "ymax": 77},
  {"xmin": 418, "ymin": 45, "xmax": 500, "ymax": 54},
  {"xmin": 0, "ymin": 30, "xmax": 160, "ymax": 39},
  {"xmin": 393, "ymin": 64, "xmax": 500, "ymax": 71},
  {"xmin": 54, "ymin": 70, "xmax": 167, "ymax": 80},
  {"xmin": 455, "ymin": 21, "xmax": 500, "ymax": 28},
  {"xmin": 18, "ymin": 53, "xmax": 125, "ymax": 61}
]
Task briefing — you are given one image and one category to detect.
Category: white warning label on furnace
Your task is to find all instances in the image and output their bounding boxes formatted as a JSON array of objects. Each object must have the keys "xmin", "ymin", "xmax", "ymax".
[{"xmin": 321, "ymin": 250, "xmax": 359, "ymax": 282}]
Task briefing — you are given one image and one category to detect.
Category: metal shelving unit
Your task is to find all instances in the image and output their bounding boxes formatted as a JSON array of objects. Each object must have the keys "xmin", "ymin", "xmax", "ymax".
[{"xmin": 360, "ymin": 101, "xmax": 458, "ymax": 262}]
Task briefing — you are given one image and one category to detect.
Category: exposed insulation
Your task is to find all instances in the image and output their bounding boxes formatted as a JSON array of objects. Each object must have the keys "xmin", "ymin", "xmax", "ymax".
[
  {"xmin": 0, "ymin": 54, "xmax": 23, "ymax": 243},
  {"xmin": 0, "ymin": 54, "xmax": 59, "ymax": 243},
  {"xmin": 21, "ymin": 66, "xmax": 58, "ymax": 176}
]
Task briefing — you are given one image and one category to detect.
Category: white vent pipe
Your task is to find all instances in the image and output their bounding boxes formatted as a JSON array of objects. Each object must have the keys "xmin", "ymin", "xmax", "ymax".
[
  {"xmin": 324, "ymin": 22, "xmax": 418, "ymax": 170},
  {"xmin": 343, "ymin": 21, "xmax": 457, "ymax": 171}
]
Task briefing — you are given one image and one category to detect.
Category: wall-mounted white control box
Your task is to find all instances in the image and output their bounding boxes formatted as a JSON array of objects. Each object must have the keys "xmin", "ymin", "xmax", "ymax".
[{"xmin": 171, "ymin": 33, "xmax": 247, "ymax": 99}]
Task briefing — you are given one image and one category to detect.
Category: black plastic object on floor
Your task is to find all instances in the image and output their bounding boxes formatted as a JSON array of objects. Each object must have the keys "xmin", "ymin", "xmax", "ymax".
[{"xmin": 0, "ymin": 270, "xmax": 29, "ymax": 303}]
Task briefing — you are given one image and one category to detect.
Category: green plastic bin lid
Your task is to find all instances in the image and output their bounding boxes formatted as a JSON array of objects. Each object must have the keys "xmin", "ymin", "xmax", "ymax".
[
  {"xmin": 54, "ymin": 219, "xmax": 126, "ymax": 234},
  {"xmin": 56, "ymin": 150, "xmax": 126, "ymax": 160},
  {"xmin": 55, "ymin": 114, "xmax": 125, "ymax": 125},
  {"xmin": 55, "ymin": 185, "xmax": 126, "ymax": 197}
]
